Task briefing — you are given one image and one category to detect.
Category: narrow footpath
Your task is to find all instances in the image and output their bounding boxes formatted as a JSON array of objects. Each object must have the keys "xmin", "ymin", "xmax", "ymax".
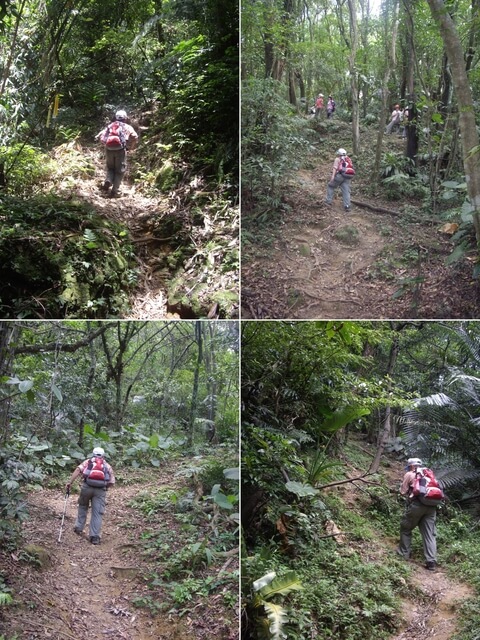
[{"xmin": 0, "ymin": 468, "xmax": 237, "ymax": 640}]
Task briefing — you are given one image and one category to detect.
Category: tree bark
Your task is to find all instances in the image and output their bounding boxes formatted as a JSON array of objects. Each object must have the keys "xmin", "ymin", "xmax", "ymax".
[
  {"xmin": 426, "ymin": 0, "xmax": 480, "ymax": 240},
  {"xmin": 187, "ymin": 321, "xmax": 203, "ymax": 450}
]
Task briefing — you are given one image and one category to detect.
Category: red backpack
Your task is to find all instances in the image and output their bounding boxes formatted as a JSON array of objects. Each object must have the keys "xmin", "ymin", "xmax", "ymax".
[
  {"xmin": 83, "ymin": 456, "xmax": 110, "ymax": 488},
  {"xmin": 102, "ymin": 121, "xmax": 126, "ymax": 149},
  {"xmin": 339, "ymin": 156, "xmax": 355, "ymax": 178},
  {"xmin": 412, "ymin": 467, "xmax": 444, "ymax": 506}
]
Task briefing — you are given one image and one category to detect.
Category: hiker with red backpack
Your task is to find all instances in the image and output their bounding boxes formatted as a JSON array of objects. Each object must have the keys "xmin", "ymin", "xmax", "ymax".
[
  {"xmin": 325, "ymin": 148, "xmax": 355, "ymax": 212},
  {"xmin": 396, "ymin": 457, "xmax": 444, "ymax": 571},
  {"xmin": 95, "ymin": 109, "xmax": 138, "ymax": 198},
  {"xmin": 65, "ymin": 447, "xmax": 115, "ymax": 545}
]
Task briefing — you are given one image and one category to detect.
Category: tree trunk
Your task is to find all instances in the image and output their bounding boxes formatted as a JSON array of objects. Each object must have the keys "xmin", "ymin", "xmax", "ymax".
[
  {"xmin": 187, "ymin": 321, "xmax": 203, "ymax": 450},
  {"xmin": 373, "ymin": 0, "xmax": 400, "ymax": 179},
  {"xmin": 347, "ymin": 0, "xmax": 360, "ymax": 155},
  {"xmin": 369, "ymin": 333, "xmax": 400, "ymax": 473},
  {"xmin": 426, "ymin": 0, "xmax": 480, "ymax": 241}
]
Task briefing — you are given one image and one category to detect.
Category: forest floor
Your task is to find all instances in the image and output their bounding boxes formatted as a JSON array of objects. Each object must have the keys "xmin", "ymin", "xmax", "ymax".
[
  {"xmin": 335, "ymin": 439, "xmax": 476, "ymax": 640},
  {"xmin": 0, "ymin": 464, "xmax": 238, "ymax": 640},
  {"xmin": 53, "ymin": 141, "xmax": 238, "ymax": 319},
  {"xmin": 242, "ymin": 123, "xmax": 480, "ymax": 319}
]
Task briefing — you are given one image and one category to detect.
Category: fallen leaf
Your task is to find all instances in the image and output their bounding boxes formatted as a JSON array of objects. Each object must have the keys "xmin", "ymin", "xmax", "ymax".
[{"xmin": 439, "ymin": 222, "xmax": 459, "ymax": 234}]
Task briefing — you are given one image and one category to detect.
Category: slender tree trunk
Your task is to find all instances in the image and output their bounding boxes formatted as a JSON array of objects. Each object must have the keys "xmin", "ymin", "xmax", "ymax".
[
  {"xmin": 0, "ymin": 0, "xmax": 27, "ymax": 96},
  {"xmin": 187, "ymin": 322, "xmax": 203, "ymax": 450},
  {"xmin": 347, "ymin": 0, "xmax": 360, "ymax": 155},
  {"xmin": 373, "ymin": 0, "xmax": 400, "ymax": 179},
  {"xmin": 369, "ymin": 333, "xmax": 401, "ymax": 473},
  {"xmin": 427, "ymin": 0, "xmax": 480, "ymax": 241}
]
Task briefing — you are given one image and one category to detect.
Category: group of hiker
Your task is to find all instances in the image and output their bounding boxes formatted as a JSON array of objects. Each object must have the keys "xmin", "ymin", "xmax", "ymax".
[
  {"xmin": 318, "ymin": 98, "xmax": 413, "ymax": 210},
  {"xmin": 312, "ymin": 93, "xmax": 336, "ymax": 119}
]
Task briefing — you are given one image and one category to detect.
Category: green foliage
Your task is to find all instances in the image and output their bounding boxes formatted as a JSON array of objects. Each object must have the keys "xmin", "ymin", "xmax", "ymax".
[
  {"xmin": 242, "ymin": 78, "xmax": 313, "ymax": 219},
  {"xmin": 0, "ymin": 195, "xmax": 136, "ymax": 318},
  {"xmin": 0, "ymin": 145, "xmax": 52, "ymax": 194},
  {"xmin": 0, "ymin": 450, "xmax": 44, "ymax": 545}
]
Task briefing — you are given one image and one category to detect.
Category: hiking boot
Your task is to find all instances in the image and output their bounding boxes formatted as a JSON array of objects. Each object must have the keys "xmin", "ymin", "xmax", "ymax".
[
  {"xmin": 90, "ymin": 536, "xmax": 100, "ymax": 545},
  {"xmin": 344, "ymin": 206, "xmax": 351, "ymax": 212},
  {"xmin": 73, "ymin": 527, "xmax": 82, "ymax": 535},
  {"xmin": 109, "ymin": 191, "xmax": 121, "ymax": 199},
  {"xmin": 101, "ymin": 180, "xmax": 112, "ymax": 192},
  {"xmin": 425, "ymin": 561, "xmax": 436, "ymax": 571}
]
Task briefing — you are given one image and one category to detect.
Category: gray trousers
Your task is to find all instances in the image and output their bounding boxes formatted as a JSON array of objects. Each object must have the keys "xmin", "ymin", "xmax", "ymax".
[
  {"xmin": 326, "ymin": 174, "xmax": 351, "ymax": 208},
  {"xmin": 75, "ymin": 484, "xmax": 107, "ymax": 538},
  {"xmin": 105, "ymin": 148, "xmax": 127, "ymax": 194},
  {"xmin": 398, "ymin": 499, "xmax": 437, "ymax": 563}
]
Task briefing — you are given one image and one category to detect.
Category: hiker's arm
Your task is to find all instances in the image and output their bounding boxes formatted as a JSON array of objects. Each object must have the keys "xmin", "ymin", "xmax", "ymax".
[{"xmin": 66, "ymin": 466, "xmax": 82, "ymax": 491}]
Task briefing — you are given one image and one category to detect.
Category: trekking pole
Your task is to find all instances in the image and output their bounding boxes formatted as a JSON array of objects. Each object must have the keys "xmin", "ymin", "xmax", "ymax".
[{"xmin": 57, "ymin": 486, "xmax": 70, "ymax": 543}]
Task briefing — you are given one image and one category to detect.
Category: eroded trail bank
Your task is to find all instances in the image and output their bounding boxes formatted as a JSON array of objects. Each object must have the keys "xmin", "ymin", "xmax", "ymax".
[{"xmin": 0, "ymin": 467, "xmax": 238, "ymax": 640}]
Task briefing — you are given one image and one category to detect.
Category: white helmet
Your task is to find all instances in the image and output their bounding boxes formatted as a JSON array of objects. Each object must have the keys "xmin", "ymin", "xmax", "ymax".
[
  {"xmin": 337, "ymin": 148, "xmax": 347, "ymax": 156},
  {"xmin": 406, "ymin": 457, "xmax": 423, "ymax": 467},
  {"xmin": 92, "ymin": 447, "xmax": 105, "ymax": 457},
  {"xmin": 115, "ymin": 110, "xmax": 128, "ymax": 121}
]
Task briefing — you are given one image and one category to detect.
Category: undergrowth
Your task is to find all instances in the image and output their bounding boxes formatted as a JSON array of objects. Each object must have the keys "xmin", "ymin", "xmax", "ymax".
[{"xmin": 0, "ymin": 195, "xmax": 136, "ymax": 318}]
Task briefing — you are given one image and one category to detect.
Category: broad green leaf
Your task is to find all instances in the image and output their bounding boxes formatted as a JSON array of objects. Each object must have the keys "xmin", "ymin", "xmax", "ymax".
[
  {"xmin": 18, "ymin": 380, "xmax": 34, "ymax": 393},
  {"xmin": 149, "ymin": 433, "xmax": 159, "ymax": 448},
  {"xmin": 253, "ymin": 572, "xmax": 276, "ymax": 592},
  {"xmin": 285, "ymin": 481, "xmax": 318, "ymax": 497},
  {"xmin": 223, "ymin": 467, "xmax": 239, "ymax": 480},
  {"xmin": 322, "ymin": 405, "xmax": 370, "ymax": 432},
  {"xmin": 213, "ymin": 491, "xmax": 234, "ymax": 510},
  {"xmin": 150, "ymin": 458, "xmax": 160, "ymax": 467},
  {"xmin": 51, "ymin": 384, "xmax": 63, "ymax": 402},
  {"xmin": 260, "ymin": 571, "xmax": 303, "ymax": 599}
]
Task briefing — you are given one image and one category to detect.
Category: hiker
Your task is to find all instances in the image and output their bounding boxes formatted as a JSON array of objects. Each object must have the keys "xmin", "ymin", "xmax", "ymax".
[
  {"xmin": 65, "ymin": 447, "xmax": 115, "ymax": 545},
  {"xmin": 315, "ymin": 93, "xmax": 324, "ymax": 119},
  {"xmin": 325, "ymin": 148, "xmax": 355, "ymax": 212},
  {"xmin": 327, "ymin": 95, "xmax": 336, "ymax": 119},
  {"xmin": 95, "ymin": 110, "xmax": 138, "ymax": 198},
  {"xmin": 386, "ymin": 104, "xmax": 402, "ymax": 135},
  {"xmin": 396, "ymin": 457, "xmax": 438, "ymax": 571}
]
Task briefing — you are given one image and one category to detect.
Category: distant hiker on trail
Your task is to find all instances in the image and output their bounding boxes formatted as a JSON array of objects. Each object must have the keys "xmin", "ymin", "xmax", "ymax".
[
  {"xmin": 66, "ymin": 447, "xmax": 115, "ymax": 545},
  {"xmin": 325, "ymin": 148, "xmax": 355, "ymax": 212},
  {"xmin": 396, "ymin": 457, "xmax": 444, "ymax": 571},
  {"xmin": 385, "ymin": 104, "xmax": 402, "ymax": 135},
  {"xmin": 315, "ymin": 93, "xmax": 324, "ymax": 119},
  {"xmin": 95, "ymin": 109, "xmax": 138, "ymax": 198},
  {"xmin": 327, "ymin": 95, "xmax": 336, "ymax": 119}
]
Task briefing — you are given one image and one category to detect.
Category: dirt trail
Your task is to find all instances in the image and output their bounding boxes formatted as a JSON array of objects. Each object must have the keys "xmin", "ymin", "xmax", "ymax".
[
  {"xmin": 64, "ymin": 144, "xmax": 180, "ymax": 319},
  {"xmin": 381, "ymin": 458, "xmax": 476, "ymax": 640},
  {"xmin": 242, "ymin": 142, "xmax": 480, "ymax": 319},
  {"xmin": 393, "ymin": 568, "xmax": 474, "ymax": 640},
  {"xmin": 0, "ymin": 474, "xmax": 192, "ymax": 639}
]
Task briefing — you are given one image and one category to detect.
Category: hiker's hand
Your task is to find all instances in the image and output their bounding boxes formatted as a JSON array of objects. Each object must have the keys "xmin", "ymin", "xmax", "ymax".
[
  {"xmin": 66, "ymin": 483, "xmax": 71, "ymax": 494},
  {"xmin": 328, "ymin": 180, "xmax": 335, "ymax": 187}
]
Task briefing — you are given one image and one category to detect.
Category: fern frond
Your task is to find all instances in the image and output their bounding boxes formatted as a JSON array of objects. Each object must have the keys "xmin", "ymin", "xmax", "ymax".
[
  {"xmin": 259, "ymin": 570, "xmax": 303, "ymax": 599},
  {"xmin": 264, "ymin": 601, "xmax": 288, "ymax": 640},
  {"xmin": 0, "ymin": 592, "xmax": 12, "ymax": 606}
]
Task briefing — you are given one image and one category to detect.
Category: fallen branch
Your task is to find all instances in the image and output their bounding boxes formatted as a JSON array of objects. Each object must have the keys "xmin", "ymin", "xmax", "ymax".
[
  {"xmin": 316, "ymin": 471, "xmax": 379, "ymax": 490},
  {"xmin": 350, "ymin": 199, "xmax": 402, "ymax": 217}
]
